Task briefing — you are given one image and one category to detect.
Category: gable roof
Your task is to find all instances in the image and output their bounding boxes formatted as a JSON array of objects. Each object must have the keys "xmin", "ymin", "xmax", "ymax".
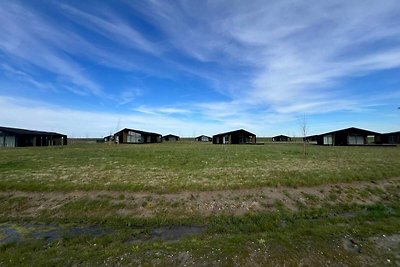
[
  {"xmin": 196, "ymin": 135, "xmax": 211, "ymax": 138},
  {"xmin": 163, "ymin": 134, "xmax": 179, "ymax": 138},
  {"xmin": 0, "ymin": 126, "xmax": 65, "ymax": 136},
  {"xmin": 316, "ymin": 127, "xmax": 380, "ymax": 136},
  {"xmin": 383, "ymin": 131, "xmax": 400, "ymax": 135},
  {"xmin": 213, "ymin": 129, "xmax": 256, "ymax": 137},
  {"xmin": 116, "ymin": 128, "xmax": 161, "ymax": 136},
  {"xmin": 273, "ymin": 135, "xmax": 291, "ymax": 138}
]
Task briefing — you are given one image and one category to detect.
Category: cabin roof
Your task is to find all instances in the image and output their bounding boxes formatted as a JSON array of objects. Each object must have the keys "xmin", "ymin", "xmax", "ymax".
[
  {"xmin": 273, "ymin": 135, "xmax": 290, "ymax": 138},
  {"xmin": 0, "ymin": 126, "xmax": 65, "ymax": 136},
  {"xmin": 116, "ymin": 128, "xmax": 162, "ymax": 136},
  {"xmin": 319, "ymin": 127, "xmax": 380, "ymax": 136},
  {"xmin": 196, "ymin": 135, "xmax": 211, "ymax": 138},
  {"xmin": 163, "ymin": 134, "xmax": 180, "ymax": 138},
  {"xmin": 213, "ymin": 129, "xmax": 256, "ymax": 137}
]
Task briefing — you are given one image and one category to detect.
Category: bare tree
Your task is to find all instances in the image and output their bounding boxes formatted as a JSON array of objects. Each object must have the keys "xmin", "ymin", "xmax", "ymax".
[{"xmin": 300, "ymin": 114, "xmax": 309, "ymax": 155}]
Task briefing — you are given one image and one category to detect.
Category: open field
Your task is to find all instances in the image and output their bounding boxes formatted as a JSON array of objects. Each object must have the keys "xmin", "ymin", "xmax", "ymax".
[
  {"xmin": 1, "ymin": 142, "xmax": 400, "ymax": 192},
  {"xmin": 1, "ymin": 142, "xmax": 400, "ymax": 265}
]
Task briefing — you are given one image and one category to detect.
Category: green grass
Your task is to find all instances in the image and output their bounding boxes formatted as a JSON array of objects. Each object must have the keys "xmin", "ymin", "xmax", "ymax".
[
  {"xmin": 0, "ymin": 142, "xmax": 399, "ymax": 192},
  {"xmin": 1, "ymin": 142, "xmax": 400, "ymax": 265},
  {"xmin": 1, "ymin": 201, "xmax": 399, "ymax": 266}
]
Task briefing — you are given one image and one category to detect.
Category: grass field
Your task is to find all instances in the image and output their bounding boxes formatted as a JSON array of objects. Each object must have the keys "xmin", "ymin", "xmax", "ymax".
[
  {"xmin": 1, "ymin": 142, "xmax": 400, "ymax": 265},
  {"xmin": 1, "ymin": 142, "xmax": 400, "ymax": 192}
]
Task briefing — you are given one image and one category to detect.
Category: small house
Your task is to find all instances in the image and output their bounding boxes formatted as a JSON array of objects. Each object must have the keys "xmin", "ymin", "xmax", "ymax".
[
  {"xmin": 162, "ymin": 134, "xmax": 180, "ymax": 141},
  {"xmin": 195, "ymin": 135, "xmax": 212, "ymax": 142},
  {"xmin": 272, "ymin": 135, "xmax": 291, "ymax": 142},
  {"xmin": 309, "ymin": 127, "xmax": 381, "ymax": 146},
  {"xmin": 113, "ymin": 128, "xmax": 162, "ymax": 144},
  {"xmin": 213, "ymin": 129, "xmax": 256, "ymax": 144},
  {"xmin": 0, "ymin": 126, "xmax": 67, "ymax": 147}
]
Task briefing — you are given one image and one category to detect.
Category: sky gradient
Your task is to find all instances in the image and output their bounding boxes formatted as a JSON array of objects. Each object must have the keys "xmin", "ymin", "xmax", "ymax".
[{"xmin": 1, "ymin": 0, "xmax": 400, "ymax": 137}]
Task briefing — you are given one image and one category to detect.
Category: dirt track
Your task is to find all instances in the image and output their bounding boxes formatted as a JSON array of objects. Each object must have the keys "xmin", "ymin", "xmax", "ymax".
[{"xmin": 1, "ymin": 177, "xmax": 399, "ymax": 218}]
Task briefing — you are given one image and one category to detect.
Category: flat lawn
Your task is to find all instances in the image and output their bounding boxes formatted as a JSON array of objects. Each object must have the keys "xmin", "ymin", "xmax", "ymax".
[
  {"xmin": 1, "ymin": 142, "xmax": 400, "ymax": 265},
  {"xmin": 0, "ymin": 142, "xmax": 399, "ymax": 192}
]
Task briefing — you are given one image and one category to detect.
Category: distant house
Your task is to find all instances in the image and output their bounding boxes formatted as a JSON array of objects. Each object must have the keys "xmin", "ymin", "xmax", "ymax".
[
  {"xmin": 104, "ymin": 135, "xmax": 113, "ymax": 142},
  {"xmin": 113, "ymin": 128, "xmax": 162, "ymax": 144},
  {"xmin": 272, "ymin": 135, "xmax": 291, "ymax": 142},
  {"xmin": 162, "ymin": 134, "xmax": 180, "ymax": 141},
  {"xmin": 0, "ymin": 126, "xmax": 67, "ymax": 147},
  {"xmin": 213, "ymin": 129, "xmax": 256, "ymax": 144},
  {"xmin": 382, "ymin": 131, "xmax": 400, "ymax": 144},
  {"xmin": 307, "ymin": 127, "xmax": 381, "ymax": 146},
  {"xmin": 195, "ymin": 135, "xmax": 212, "ymax": 142}
]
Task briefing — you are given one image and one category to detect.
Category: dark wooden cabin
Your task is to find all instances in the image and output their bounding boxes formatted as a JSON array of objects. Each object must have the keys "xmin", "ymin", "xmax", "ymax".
[
  {"xmin": 213, "ymin": 129, "xmax": 256, "ymax": 144},
  {"xmin": 272, "ymin": 135, "xmax": 291, "ymax": 142},
  {"xmin": 382, "ymin": 131, "xmax": 400, "ymax": 144},
  {"xmin": 195, "ymin": 135, "xmax": 212, "ymax": 142},
  {"xmin": 0, "ymin": 126, "xmax": 67, "ymax": 147},
  {"xmin": 114, "ymin": 128, "xmax": 162, "ymax": 144},
  {"xmin": 162, "ymin": 134, "xmax": 180, "ymax": 141},
  {"xmin": 308, "ymin": 127, "xmax": 381, "ymax": 146}
]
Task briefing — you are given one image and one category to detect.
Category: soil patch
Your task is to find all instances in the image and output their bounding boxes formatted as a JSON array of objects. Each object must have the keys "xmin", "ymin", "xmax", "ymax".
[{"xmin": 1, "ymin": 177, "xmax": 399, "ymax": 218}]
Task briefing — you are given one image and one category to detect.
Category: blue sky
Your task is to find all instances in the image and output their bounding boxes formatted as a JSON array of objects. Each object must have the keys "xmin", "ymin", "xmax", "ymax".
[{"xmin": 0, "ymin": 0, "xmax": 400, "ymax": 137}]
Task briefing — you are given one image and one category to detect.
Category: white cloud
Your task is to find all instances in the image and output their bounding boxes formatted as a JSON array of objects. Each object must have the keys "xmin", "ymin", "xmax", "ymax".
[
  {"xmin": 1, "ymin": 96, "xmax": 398, "ymax": 137},
  {"xmin": 0, "ymin": 3, "xmax": 104, "ymax": 97},
  {"xmin": 0, "ymin": 2, "xmax": 170, "ymax": 100},
  {"xmin": 115, "ymin": 88, "xmax": 143, "ymax": 105},
  {"xmin": 132, "ymin": 0, "xmax": 400, "ymax": 114},
  {"xmin": 0, "ymin": 97, "xmax": 235, "ymax": 137},
  {"xmin": 1, "ymin": 0, "xmax": 400, "ymax": 136},
  {"xmin": 134, "ymin": 105, "xmax": 190, "ymax": 115},
  {"xmin": 58, "ymin": 3, "xmax": 163, "ymax": 56}
]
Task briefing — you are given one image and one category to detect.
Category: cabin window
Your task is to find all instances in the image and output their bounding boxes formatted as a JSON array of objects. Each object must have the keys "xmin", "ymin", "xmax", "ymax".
[
  {"xmin": 1, "ymin": 136, "xmax": 16, "ymax": 147},
  {"xmin": 367, "ymin": 135, "xmax": 375, "ymax": 144},
  {"xmin": 223, "ymin": 135, "xmax": 229, "ymax": 144},
  {"xmin": 323, "ymin": 135, "xmax": 332, "ymax": 145},
  {"xmin": 348, "ymin": 135, "xmax": 364, "ymax": 145},
  {"xmin": 127, "ymin": 131, "xmax": 142, "ymax": 143}
]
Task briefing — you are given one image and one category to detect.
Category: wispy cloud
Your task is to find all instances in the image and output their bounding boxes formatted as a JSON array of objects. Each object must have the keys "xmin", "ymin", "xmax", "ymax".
[
  {"xmin": 0, "ymin": 63, "xmax": 56, "ymax": 92},
  {"xmin": 0, "ymin": 97, "xmax": 237, "ymax": 137},
  {"xmin": 0, "ymin": 2, "xmax": 104, "ymax": 96},
  {"xmin": 135, "ymin": 105, "xmax": 190, "ymax": 115},
  {"xmin": 115, "ymin": 88, "xmax": 143, "ymax": 105},
  {"xmin": 0, "ymin": 1, "xmax": 169, "ymax": 100},
  {"xmin": 0, "ymin": 1, "xmax": 399, "ymax": 136},
  {"xmin": 57, "ymin": 3, "xmax": 163, "ymax": 56},
  {"xmin": 131, "ymin": 0, "xmax": 400, "ymax": 114}
]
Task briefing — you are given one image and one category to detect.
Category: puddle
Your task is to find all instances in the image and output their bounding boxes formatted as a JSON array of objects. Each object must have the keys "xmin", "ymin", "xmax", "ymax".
[
  {"xmin": 31, "ymin": 229, "xmax": 62, "ymax": 243},
  {"xmin": 68, "ymin": 226, "xmax": 108, "ymax": 237},
  {"xmin": 151, "ymin": 225, "xmax": 206, "ymax": 241},
  {"xmin": 0, "ymin": 225, "xmax": 21, "ymax": 244},
  {"xmin": 0, "ymin": 223, "xmax": 109, "ymax": 245},
  {"xmin": 1, "ymin": 223, "xmax": 206, "ymax": 245},
  {"xmin": 342, "ymin": 238, "xmax": 362, "ymax": 253}
]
